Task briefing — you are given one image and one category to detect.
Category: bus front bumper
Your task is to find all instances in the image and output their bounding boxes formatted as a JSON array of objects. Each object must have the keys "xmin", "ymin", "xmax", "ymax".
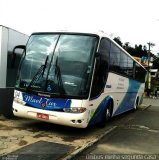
[{"xmin": 12, "ymin": 101, "xmax": 89, "ymax": 128}]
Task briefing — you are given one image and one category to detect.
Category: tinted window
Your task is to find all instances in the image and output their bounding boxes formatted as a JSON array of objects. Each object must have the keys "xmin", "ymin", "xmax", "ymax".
[
  {"xmin": 127, "ymin": 56, "xmax": 134, "ymax": 78},
  {"xmin": 90, "ymin": 38, "xmax": 110, "ymax": 98},
  {"xmin": 110, "ymin": 43, "xmax": 120, "ymax": 72},
  {"xmin": 18, "ymin": 34, "xmax": 98, "ymax": 98},
  {"xmin": 120, "ymin": 51, "xmax": 128, "ymax": 76},
  {"xmin": 135, "ymin": 63, "xmax": 146, "ymax": 82}
]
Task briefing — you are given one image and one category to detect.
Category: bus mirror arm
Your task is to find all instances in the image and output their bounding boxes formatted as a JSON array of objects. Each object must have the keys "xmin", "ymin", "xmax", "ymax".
[{"xmin": 11, "ymin": 45, "xmax": 26, "ymax": 68}]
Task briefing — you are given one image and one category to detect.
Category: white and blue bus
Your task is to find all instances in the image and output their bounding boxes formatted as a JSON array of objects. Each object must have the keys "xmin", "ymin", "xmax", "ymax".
[{"xmin": 13, "ymin": 31, "xmax": 147, "ymax": 128}]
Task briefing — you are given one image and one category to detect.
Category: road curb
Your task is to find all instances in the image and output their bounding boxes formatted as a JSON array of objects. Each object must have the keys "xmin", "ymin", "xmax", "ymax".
[
  {"xmin": 142, "ymin": 105, "xmax": 151, "ymax": 111},
  {"xmin": 63, "ymin": 126, "xmax": 117, "ymax": 160}
]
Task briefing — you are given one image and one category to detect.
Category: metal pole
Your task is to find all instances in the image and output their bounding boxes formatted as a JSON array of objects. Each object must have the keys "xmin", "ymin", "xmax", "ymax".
[
  {"xmin": 147, "ymin": 42, "xmax": 151, "ymax": 90},
  {"xmin": 147, "ymin": 42, "xmax": 155, "ymax": 96}
]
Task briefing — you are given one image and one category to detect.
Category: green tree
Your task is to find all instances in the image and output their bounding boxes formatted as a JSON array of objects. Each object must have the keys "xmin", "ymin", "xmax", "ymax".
[
  {"xmin": 113, "ymin": 36, "xmax": 155, "ymax": 59},
  {"xmin": 113, "ymin": 37, "xmax": 123, "ymax": 47}
]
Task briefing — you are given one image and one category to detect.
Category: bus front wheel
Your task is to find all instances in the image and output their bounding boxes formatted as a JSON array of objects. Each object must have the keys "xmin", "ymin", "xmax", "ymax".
[
  {"xmin": 99, "ymin": 100, "xmax": 112, "ymax": 127},
  {"xmin": 133, "ymin": 96, "xmax": 139, "ymax": 110}
]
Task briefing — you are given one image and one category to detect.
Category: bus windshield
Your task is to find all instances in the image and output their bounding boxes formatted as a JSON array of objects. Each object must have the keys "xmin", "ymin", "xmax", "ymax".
[{"xmin": 16, "ymin": 33, "xmax": 98, "ymax": 98}]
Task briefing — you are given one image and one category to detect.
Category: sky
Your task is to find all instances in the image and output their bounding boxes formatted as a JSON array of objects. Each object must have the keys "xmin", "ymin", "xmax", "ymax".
[{"xmin": 0, "ymin": 0, "xmax": 159, "ymax": 55}]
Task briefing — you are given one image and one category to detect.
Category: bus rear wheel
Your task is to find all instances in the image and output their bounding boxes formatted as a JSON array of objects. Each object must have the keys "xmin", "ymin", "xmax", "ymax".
[{"xmin": 99, "ymin": 100, "xmax": 112, "ymax": 127}]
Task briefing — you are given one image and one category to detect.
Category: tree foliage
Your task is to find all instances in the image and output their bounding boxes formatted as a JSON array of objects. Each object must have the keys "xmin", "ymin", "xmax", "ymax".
[
  {"xmin": 113, "ymin": 36, "xmax": 159, "ymax": 70},
  {"xmin": 113, "ymin": 37, "xmax": 123, "ymax": 47},
  {"xmin": 113, "ymin": 36, "xmax": 153, "ymax": 58}
]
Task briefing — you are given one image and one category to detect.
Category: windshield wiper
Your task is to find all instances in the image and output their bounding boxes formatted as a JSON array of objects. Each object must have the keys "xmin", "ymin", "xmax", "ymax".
[
  {"xmin": 54, "ymin": 57, "xmax": 65, "ymax": 94},
  {"xmin": 27, "ymin": 55, "xmax": 49, "ymax": 90}
]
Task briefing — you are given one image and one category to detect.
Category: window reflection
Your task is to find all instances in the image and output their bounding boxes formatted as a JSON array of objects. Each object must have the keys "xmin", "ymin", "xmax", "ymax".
[
  {"xmin": 48, "ymin": 35, "xmax": 97, "ymax": 96},
  {"xmin": 18, "ymin": 34, "xmax": 98, "ymax": 98}
]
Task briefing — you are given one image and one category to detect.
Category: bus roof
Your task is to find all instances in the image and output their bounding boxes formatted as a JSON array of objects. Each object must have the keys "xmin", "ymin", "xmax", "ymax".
[{"xmin": 31, "ymin": 30, "xmax": 108, "ymax": 37}]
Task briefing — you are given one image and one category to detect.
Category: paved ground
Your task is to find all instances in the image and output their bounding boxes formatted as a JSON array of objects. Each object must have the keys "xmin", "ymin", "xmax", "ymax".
[
  {"xmin": 0, "ymin": 97, "xmax": 158, "ymax": 160},
  {"xmin": 0, "ymin": 107, "xmax": 114, "ymax": 159},
  {"xmin": 75, "ymin": 98, "xmax": 159, "ymax": 160}
]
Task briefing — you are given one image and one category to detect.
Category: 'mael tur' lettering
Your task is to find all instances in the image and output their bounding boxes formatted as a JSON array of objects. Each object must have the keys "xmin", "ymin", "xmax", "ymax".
[{"xmin": 24, "ymin": 95, "xmax": 57, "ymax": 107}]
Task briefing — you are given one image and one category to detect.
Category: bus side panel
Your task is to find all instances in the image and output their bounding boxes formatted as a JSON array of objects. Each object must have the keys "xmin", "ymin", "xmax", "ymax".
[
  {"xmin": 86, "ymin": 73, "xmax": 144, "ymax": 126},
  {"xmin": 104, "ymin": 73, "xmax": 130, "ymax": 116},
  {"xmin": 86, "ymin": 72, "xmax": 128, "ymax": 126},
  {"xmin": 105, "ymin": 73, "xmax": 143, "ymax": 116},
  {"xmin": 113, "ymin": 79, "xmax": 142, "ymax": 116}
]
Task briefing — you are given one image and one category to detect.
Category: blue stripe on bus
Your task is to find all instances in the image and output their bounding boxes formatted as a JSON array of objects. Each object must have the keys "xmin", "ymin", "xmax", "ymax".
[
  {"xmin": 22, "ymin": 92, "xmax": 71, "ymax": 110},
  {"xmin": 113, "ymin": 79, "xmax": 141, "ymax": 115},
  {"xmin": 88, "ymin": 96, "xmax": 112, "ymax": 126}
]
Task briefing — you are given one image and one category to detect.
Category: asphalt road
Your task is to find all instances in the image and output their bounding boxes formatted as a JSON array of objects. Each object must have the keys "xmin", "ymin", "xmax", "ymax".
[{"xmin": 75, "ymin": 98, "xmax": 159, "ymax": 160}]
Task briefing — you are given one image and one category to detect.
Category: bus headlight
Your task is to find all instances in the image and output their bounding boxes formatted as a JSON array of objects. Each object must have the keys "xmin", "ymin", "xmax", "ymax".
[
  {"xmin": 63, "ymin": 107, "xmax": 86, "ymax": 113},
  {"xmin": 14, "ymin": 90, "xmax": 26, "ymax": 105},
  {"xmin": 14, "ymin": 98, "xmax": 26, "ymax": 105},
  {"xmin": 14, "ymin": 90, "xmax": 20, "ymax": 98}
]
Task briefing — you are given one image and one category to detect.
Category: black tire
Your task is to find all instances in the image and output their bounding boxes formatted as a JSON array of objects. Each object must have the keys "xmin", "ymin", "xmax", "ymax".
[
  {"xmin": 2, "ymin": 107, "xmax": 14, "ymax": 118},
  {"xmin": 98, "ymin": 100, "xmax": 112, "ymax": 128},
  {"xmin": 133, "ymin": 97, "xmax": 139, "ymax": 111}
]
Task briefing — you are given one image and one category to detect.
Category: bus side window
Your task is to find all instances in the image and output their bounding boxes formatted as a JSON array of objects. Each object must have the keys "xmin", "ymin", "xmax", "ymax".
[
  {"xmin": 133, "ymin": 61, "xmax": 136, "ymax": 79},
  {"xmin": 110, "ymin": 43, "xmax": 120, "ymax": 73},
  {"xmin": 135, "ymin": 63, "xmax": 146, "ymax": 83},
  {"xmin": 127, "ymin": 56, "xmax": 134, "ymax": 78},
  {"xmin": 90, "ymin": 38, "xmax": 110, "ymax": 98},
  {"xmin": 120, "ymin": 50, "xmax": 128, "ymax": 76}
]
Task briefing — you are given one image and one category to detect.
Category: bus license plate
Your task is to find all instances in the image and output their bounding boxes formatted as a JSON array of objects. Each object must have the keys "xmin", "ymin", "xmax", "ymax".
[{"xmin": 36, "ymin": 113, "xmax": 49, "ymax": 120}]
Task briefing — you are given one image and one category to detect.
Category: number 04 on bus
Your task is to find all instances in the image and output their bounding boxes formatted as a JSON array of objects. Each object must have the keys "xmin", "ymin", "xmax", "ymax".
[{"xmin": 13, "ymin": 31, "xmax": 147, "ymax": 128}]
